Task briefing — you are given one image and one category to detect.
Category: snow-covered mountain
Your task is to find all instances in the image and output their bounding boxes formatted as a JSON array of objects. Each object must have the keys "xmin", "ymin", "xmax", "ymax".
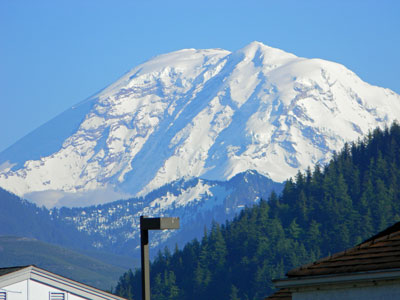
[
  {"xmin": 1, "ymin": 41, "xmax": 400, "ymax": 208},
  {"xmin": 52, "ymin": 170, "xmax": 282, "ymax": 256},
  {"xmin": 0, "ymin": 170, "xmax": 281, "ymax": 257}
]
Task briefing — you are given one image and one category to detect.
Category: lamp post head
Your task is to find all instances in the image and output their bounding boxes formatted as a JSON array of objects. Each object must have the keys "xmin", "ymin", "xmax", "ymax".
[
  {"xmin": 140, "ymin": 216, "xmax": 180, "ymax": 230},
  {"xmin": 139, "ymin": 216, "xmax": 180, "ymax": 300}
]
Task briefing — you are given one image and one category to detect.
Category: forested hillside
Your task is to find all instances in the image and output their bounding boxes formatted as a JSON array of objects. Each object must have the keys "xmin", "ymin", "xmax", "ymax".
[
  {"xmin": 0, "ymin": 236, "xmax": 126, "ymax": 290},
  {"xmin": 0, "ymin": 187, "xmax": 135, "ymax": 271},
  {"xmin": 0, "ymin": 187, "xmax": 95, "ymax": 250},
  {"xmin": 114, "ymin": 123, "xmax": 400, "ymax": 300}
]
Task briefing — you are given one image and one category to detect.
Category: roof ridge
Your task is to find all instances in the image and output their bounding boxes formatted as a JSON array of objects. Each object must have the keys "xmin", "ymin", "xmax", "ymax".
[
  {"xmin": 361, "ymin": 221, "xmax": 400, "ymax": 244},
  {"xmin": 0, "ymin": 265, "xmax": 33, "ymax": 269},
  {"xmin": 384, "ymin": 230, "xmax": 400, "ymax": 240},
  {"xmin": 284, "ymin": 221, "xmax": 400, "ymax": 279},
  {"xmin": 288, "ymin": 246, "xmax": 357, "ymax": 275},
  {"xmin": 0, "ymin": 265, "xmax": 33, "ymax": 277},
  {"xmin": 356, "ymin": 229, "xmax": 400, "ymax": 248}
]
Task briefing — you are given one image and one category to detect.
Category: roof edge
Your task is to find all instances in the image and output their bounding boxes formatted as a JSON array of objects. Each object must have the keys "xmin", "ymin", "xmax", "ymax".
[
  {"xmin": 275, "ymin": 268, "xmax": 400, "ymax": 289},
  {"xmin": 287, "ymin": 222, "xmax": 400, "ymax": 277},
  {"xmin": 0, "ymin": 265, "xmax": 125, "ymax": 300}
]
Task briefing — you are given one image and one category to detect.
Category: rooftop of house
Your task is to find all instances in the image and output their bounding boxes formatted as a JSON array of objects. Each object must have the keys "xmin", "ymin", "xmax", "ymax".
[
  {"xmin": 264, "ymin": 288, "xmax": 291, "ymax": 300},
  {"xmin": 287, "ymin": 222, "xmax": 400, "ymax": 277},
  {"xmin": 0, "ymin": 266, "xmax": 29, "ymax": 277},
  {"xmin": 265, "ymin": 221, "xmax": 400, "ymax": 300},
  {"xmin": 0, "ymin": 265, "xmax": 126, "ymax": 300}
]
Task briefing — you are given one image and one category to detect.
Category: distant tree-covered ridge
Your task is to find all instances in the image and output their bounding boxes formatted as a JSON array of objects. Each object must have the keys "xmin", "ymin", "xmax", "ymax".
[
  {"xmin": 114, "ymin": 123, "xmax": 400, "ymax": 300},
  {"xmin": 0, "ymin": 186, "xmax": 105, "ymax": 251}
]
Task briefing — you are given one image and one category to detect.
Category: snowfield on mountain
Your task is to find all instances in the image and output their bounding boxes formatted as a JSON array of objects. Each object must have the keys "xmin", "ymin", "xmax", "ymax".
[{"xmin": 1, "ymin": 41, "xmax": 399, "ymax": 208}]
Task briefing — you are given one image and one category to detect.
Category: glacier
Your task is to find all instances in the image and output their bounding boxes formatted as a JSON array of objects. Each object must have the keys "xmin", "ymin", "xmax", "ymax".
[{"xmin": 0, "ymin": 41, "xmax": 400, "ymax": 208}]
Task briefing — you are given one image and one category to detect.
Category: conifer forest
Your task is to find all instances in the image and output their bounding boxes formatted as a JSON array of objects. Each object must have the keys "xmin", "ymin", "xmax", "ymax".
[{"xmin": 115, "ymin": 123, "xmax": 400, "ymax": 300}]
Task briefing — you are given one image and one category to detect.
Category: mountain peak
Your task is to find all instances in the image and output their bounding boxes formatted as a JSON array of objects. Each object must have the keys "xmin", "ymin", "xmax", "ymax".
[
  {"xmin": 0, "ymin": 43, "xmax": 399, "ymax": 208},
  {"xmin": 236, "ymin": 41, "xmax": 297, "ymax": 65}
]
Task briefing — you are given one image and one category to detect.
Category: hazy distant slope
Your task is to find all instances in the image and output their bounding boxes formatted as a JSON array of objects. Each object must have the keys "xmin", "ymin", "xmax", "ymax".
[
  {"xmin": 0, "ymin": 187, "xmax": 95, "ymax": 249},
  {"xmin": 54, "ymin": 170, "xmax": 283, "ymax": 256},
  {"xmin": 0, "ymin": 187, "xmax": 137, "ymax": 270},
  {"xmin": 0, "ymin": 236, "xmax": 127, "ymax": 290},
  {"xmin": 0, "ymin": 172, "xmax": 282, "ymax": 258}
]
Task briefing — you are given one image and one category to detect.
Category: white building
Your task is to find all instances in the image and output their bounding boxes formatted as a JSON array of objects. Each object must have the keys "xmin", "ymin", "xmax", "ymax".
[
  {"xmin": 0, "ymin": 265, "xmax": 126, "ymax": 300},
  {"xmin": 266, "ymin": 221, "xmax": 400, "ymax": 300}
]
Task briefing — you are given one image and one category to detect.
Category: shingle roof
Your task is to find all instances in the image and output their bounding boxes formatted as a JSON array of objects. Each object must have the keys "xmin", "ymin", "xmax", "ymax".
[
  {"xmin": 265, "ymin": 222, "xmax": 400, "ymax": 299},
  {"xmin": 287, "ymin": 221, "xmax": 400, "ymax": 277},
  {"xmin": 264, "ymin": 288, "xmax": 292, "ymax": 300}
]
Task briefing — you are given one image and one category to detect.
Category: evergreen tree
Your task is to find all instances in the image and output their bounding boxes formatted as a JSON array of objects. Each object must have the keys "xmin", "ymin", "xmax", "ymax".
[{"xmin": 114, "ymin": 123, "xmax": 400, "ymax": 300}]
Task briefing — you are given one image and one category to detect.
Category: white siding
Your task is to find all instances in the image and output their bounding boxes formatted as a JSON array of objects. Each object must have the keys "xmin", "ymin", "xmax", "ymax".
[
  {"xmin": 69, "ymin": 293, "xmax": 89, "ymax": 300},
  {"xmin": 29, "ymin": 280, "xmax": 88, "ymax": 300},
  {"xmin": 294, "ymin": 283, "xmax": 400, "ymax": 300},
  {"xmin": 0, "ymin": 280, "xmax": 27, "ymax": 300},
  {"xmin": 0, "ymin": 268, "xmax": 123, "ymax": 300}
]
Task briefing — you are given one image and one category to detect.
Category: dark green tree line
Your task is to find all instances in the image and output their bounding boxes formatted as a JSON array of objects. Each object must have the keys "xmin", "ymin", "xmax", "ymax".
[{"xmin": 115, "ymin": 123, "xmax": 400, "ymax": 300}]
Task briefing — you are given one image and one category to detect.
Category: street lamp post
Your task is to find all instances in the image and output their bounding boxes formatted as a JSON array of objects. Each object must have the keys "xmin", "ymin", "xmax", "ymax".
[{"xmin": 140, "ymin": 216, "xmax": 180, "ymax": 300}]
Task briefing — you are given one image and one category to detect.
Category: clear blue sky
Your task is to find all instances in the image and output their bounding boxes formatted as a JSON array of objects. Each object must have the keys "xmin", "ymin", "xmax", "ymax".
[{"xmin": 1, "ymin": 0, "xmax": 399, "ymax": 152}]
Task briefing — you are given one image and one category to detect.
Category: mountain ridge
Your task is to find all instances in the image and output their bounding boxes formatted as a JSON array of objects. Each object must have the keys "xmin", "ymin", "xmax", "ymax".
[
  {"xmin": 0, "ymin": 235, "xmax": 127, "ymax": 290},
  {"xmin": 0, "ymin": 41, "xmax": 399, "ymax": 208},
  {"xmin": 114, "ymin": 123, "xmax": 400, "ymax": 300},
  {"xmin": 52, "ymin": 169, "xmax": 283, "ymax": 256},
  {"xmin": 0, "ymin": 170, "xmax": 282, "ymax": 258}
]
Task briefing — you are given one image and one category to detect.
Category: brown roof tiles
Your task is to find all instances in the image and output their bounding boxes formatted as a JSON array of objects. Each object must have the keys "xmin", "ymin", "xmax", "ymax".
[
  {"xmin": 265, "ymin": 222, "xmax": 400, "ymax": 300},
  {"xmin": 264, "ymin": 288, "xmax": 292, "ymax": 300},
  {"xmin": 287, "ymin": 222, "xmax": 400, "ymax": 277}
]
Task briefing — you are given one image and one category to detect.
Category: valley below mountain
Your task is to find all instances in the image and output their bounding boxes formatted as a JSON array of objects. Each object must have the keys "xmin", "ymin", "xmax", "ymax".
[
  {"xmin": 0, "ymin": 41, "xmax": 400, "ymax": 262},
  {"xmin": 0, "ymin": 171, "xmax": 282, "ymax": 258},
  {"xmin": 53, "ymin": 170, "xmax": 282, "ymax": 256},
  {"xmin": 0, "ymin": 236, "xmax": 127, "ymax": 290}
]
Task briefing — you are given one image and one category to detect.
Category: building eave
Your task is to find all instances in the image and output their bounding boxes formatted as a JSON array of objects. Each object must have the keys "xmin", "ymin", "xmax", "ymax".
[
  {"xmin": 0, "ymin": 266, "xmax": 126, "ymax": 300},
  {"xmin": 274, "ymin": 268, "xmax": 400, "ymax": 290}
]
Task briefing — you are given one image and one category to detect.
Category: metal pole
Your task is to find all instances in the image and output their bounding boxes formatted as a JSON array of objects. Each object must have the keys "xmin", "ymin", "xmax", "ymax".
[
  {"xmin": 140, "ymin": 216, "xmax": 150, "ymax": 300},
  {"xmin": 140, "ymin": 216, "xmax": 179, "ymax": 300}
]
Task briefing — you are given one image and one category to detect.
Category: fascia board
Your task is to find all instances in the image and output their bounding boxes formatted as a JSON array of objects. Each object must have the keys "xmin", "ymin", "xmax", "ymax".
[
  {"xmin": 274, "ymin": 269, "xmax": 400, "ymax": 289},
  {"xmin": 0, "ymin": 266, "xmax": 32, "ymax": 289},
  {"xmin": 0, "ymin": 266, "xmax": 126, "ymax": 300},
  {"xmin": 29, "ymin": 267, "xmax": 126, "ymax": 300}
]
